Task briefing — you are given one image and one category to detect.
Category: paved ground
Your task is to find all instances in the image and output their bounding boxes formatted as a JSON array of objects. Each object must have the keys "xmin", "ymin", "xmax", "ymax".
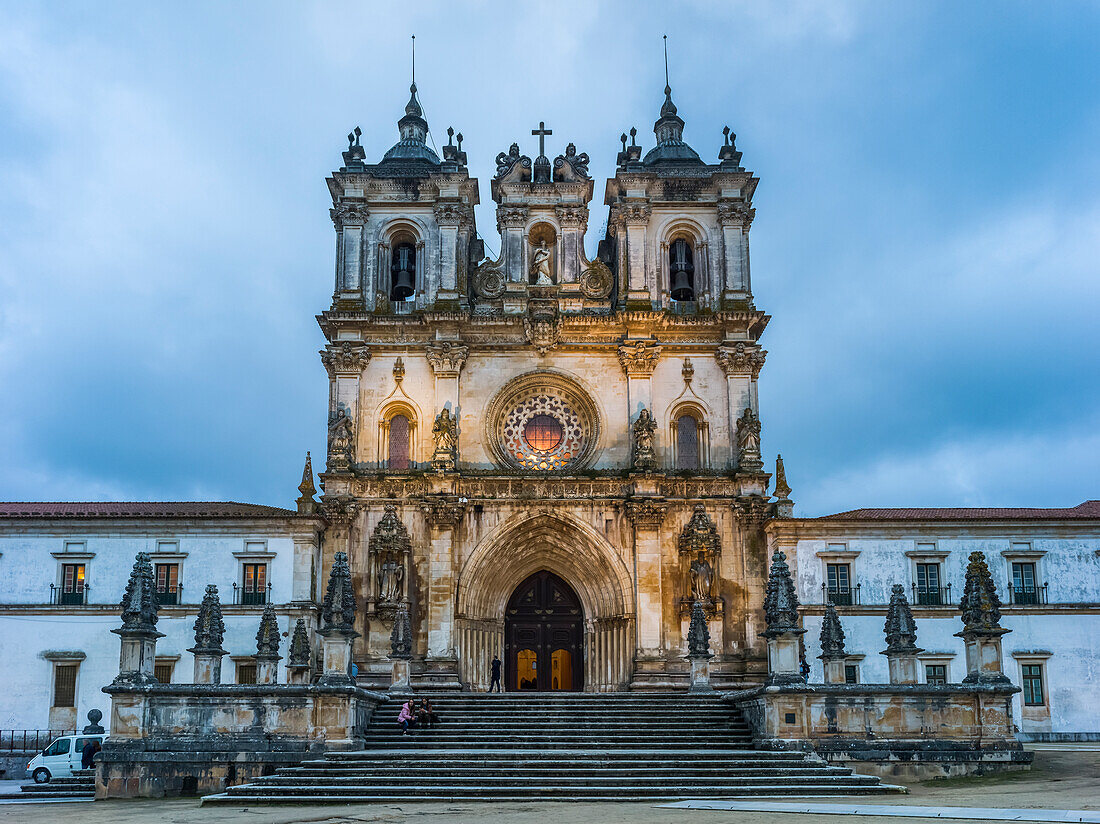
[{"xmin": 0, "ymin": 748, "xmax": 1096, "ymax": 823}]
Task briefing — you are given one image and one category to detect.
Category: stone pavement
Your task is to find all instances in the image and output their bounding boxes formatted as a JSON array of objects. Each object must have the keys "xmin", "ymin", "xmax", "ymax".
[{"xmin": 0, "ymin": 748, "xmax": 1096, "ymax": 824}]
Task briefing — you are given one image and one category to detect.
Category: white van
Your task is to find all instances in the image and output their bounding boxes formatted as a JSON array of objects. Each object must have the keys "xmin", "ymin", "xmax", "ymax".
[{"xmin": 26, "ymin": 733, "xmax": 106, "ymax": 783}]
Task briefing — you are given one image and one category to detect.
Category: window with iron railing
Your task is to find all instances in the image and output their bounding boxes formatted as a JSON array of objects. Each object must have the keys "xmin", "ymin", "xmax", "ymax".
[
  {"xmin": 155, "ymin": 563, "xmax": 181, "ymax": 606},
  {"xmin": 54, "ymin": 564, "xmax": 86, "ymax": 605},
  {"xmin": 240, "ymin": 563, "xmax": 268, "ymax": 605},
  {"xmin": 1009, "ymin": 562, "xmax": 1046, "ymax": 605},
  {"xmin": 825, "ymin": 564, "xmax": 858, "ymax": 605}
]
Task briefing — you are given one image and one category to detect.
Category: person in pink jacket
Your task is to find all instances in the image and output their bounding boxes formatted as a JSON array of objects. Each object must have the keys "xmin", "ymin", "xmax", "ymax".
[{"xmin": 397, "ymin": 700, "xmax": 416, "ymax": 735}]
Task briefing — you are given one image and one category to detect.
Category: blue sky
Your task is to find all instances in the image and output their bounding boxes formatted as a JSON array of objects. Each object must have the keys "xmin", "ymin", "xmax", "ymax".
[{"xmin": 0, "ymin": 1, "xmax": 1097, "ymax": 515}]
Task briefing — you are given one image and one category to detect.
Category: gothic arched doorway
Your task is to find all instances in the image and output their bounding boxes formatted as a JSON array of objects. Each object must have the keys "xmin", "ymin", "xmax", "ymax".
[{"xmin": 505, "ymin": 570, "xmax": 584, "ymax": 691}]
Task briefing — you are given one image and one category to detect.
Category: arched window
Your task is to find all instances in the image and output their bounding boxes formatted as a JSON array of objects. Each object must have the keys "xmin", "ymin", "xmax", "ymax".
[
  {"xmin": 390, "ymin": 241, "xmax": 416, "ymax": 301},
  {"xmin": 676, "ymin": 414, "xmax": 700, "ymax": 470},
  {"xmin": 669, "ymin": 238, "xmax": 695, "ymax": 301},
  {"xmin": 388, "ymin": 414, "xmax": 410, "ymax": 470}
]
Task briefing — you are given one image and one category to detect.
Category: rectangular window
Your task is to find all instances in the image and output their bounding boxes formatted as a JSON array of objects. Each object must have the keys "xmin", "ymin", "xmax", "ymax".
[
  {"xmin": 1022, "ymin": 664, "xmax": 1045, "ymax": 705},
  {"xmin": 53, "ymin": 664, "xmax": 78, "ymax": 707},
  {"xmin": 926, "ymin": 664, "xmax": 947, "ymax": 685},
  {"xmin": 844, "ymin": 664, "xmax": 859, "ymax": 684},
  {"xmin": 60, "ymin": 563, "xmax": 85, "ymax": 605},
  {"xmin": 155, "ymin": 563, "xmax": 180, "ymax": 605},
  {"xmin": 153, "ymin": 662, "xmax": 174, "ymax": 684},
  {"xmin": 916, "ymin": 563, "xmax": 942, "ymax": 605},
  {"xmin": 242, "ymin": 563, "xmax": 267, "ymax": 605},
  {"xmin": 237, "ymin": 663, "xmax": 257, "ymax": 685},
  {"xmin": 1012, "ymin": 562, "xmax": 1038, "ymax": 604},
  {"xmin": 827, "ymin": 563, "xmax": 853, "ymax": 605}
]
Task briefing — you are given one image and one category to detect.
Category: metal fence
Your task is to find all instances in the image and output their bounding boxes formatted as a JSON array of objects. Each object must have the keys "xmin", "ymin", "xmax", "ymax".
[{"xmin": 0, "ymin": 730, "xmax": 75, "ymax": 753}]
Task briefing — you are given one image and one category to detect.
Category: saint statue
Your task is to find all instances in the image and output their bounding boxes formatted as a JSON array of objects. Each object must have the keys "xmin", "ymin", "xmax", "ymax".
[
  {"xmin": 530, "ymin": 241, "xmax": 553, "ymax": 286},
  {"xmin": 736, "ymin": 407, "xmax": 763, "ymax": 470},
  {"xmin": 327, "ymin": 408, "xmax": 354, "ymax": 469},
  {"xmin": 632, "ymin": 408, "xmax": 657, "ymax": 471},
  {"xmin": 379, "ymin": 559, "xmax": 404, "ymax": 604},
  {"xmin": 690, "ymin": 556, "xmax": 713, "ymax": 602},
  {"xmin": 431, "ymin": 407, "xmax": 458, "ymax": 470}
]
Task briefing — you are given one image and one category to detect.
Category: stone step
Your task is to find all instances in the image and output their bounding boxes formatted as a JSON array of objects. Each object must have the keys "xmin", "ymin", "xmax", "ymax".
[
  {"xmin": 256, "ymin": 767, "xmax": 860, "ymax": 782},
  {"xmin": 355, "ymin": 738, "xmax": 752, "ymax": 748},
  {"xmin": 0, "ymin": 791, "xmax": 95, "ymax": 800},
  {"xmin": 292, "ymin": 760, "xmax": 831, "ymax": 773}
]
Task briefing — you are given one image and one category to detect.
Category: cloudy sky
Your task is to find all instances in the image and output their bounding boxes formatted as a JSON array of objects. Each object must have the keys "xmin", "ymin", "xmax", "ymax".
[{"xmin": 0, "ymin": 1, "xmax": 1097, "ymax": 516}]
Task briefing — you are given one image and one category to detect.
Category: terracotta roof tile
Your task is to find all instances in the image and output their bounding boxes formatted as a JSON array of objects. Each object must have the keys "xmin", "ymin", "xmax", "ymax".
[
  {"xmin": 0, "ymin": 501, "xmax": 303, "ymax": 519},
  {"xmin": 813, "ymin": 500, "xmax": 1100, "ymax": 522}
]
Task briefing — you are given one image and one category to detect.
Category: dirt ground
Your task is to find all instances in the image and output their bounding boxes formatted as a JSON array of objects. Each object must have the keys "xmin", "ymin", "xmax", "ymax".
[{"xmin": 1, "ymin": 749, "xmax": 1097, "ymax": 824}]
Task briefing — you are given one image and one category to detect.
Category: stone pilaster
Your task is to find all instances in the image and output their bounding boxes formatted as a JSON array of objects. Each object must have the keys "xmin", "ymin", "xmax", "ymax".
[
  {"xmin": 620, "ymin": 202, "xmax": 652, "ymax": 307},
  {"xmin": 715, "ymin": 342, "xmax": 766, "ymax": 470},
  {"xmin": 619, "ymin": 338, "xmax": 661, "ymax": 456},
  {"xmin": 330, "ymin": 202, "xmax": 369, "ymax": 302},
  {"xmin": 625, "ymin": 499, "xmax": 669, "ymax": 665},
  {"xmin": 555, "ymin": 204, "xmax": 589, "ymax": 284},
  {"xmin": 433, "ymin": 202, "xmax": 469, "ymax": 304},
  {"xmin": 418, "ymin": 496, "xmax": 466, "ymax": 688},
  {"xmin": 321, "ymin": 342, "xmax": 371, "ymax": 472},
  {"xmin": 717, "ymin": 200, "xmax": 754, "ymax": 306}
]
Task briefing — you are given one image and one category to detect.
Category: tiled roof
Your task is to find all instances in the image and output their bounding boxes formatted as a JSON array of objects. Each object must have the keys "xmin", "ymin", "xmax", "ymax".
[
  {"xmin": 813, "ymin": 501, "xmax": 1100, "ymax": 522},
  {"xmin": 0, "ymin": 502, "xmax": 303, "ymax": 519}
]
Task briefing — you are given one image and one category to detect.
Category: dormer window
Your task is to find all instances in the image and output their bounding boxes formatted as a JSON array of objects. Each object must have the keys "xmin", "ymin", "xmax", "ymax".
[
  {"xmin": 391, "ymin": 242, "xmax": 416, "ymax": 301},
  {"xmin": 669, "ymin": 238, "xmax": 695, "ymax": 301}
]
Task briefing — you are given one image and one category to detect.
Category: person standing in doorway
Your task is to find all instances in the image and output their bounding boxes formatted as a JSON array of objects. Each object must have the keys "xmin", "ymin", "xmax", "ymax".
[{"xmin": 489, "ymin": 655, "xmax": 502, "ymax": 692}]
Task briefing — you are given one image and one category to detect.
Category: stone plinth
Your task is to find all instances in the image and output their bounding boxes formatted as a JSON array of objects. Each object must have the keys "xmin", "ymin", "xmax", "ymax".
[
  {"xmin": 111, "ymin": 626, "xmax": 164, "ymax": 685},
  {"xmin": 97, "ymin": 682, "xmax": 385, "ymax": 798},
  {"xmin": 728, "ymin": 682, "xmax": 1032, "ymax": 781},
  {"xmin": 389, "ymin": 658, "xmax": 412, "ymax": 695},
  {"xmin": 318, "ymin": 628, "xmax": 356, "ymax": 685},
  {"xmin": 822, "ymin": 659, "xmax": 846, "ymax": 684},
  {"xmin": 190, "ymin": 651, "xmax": 225, "ymax": 685},
  {"xmin": 960, "ymin": 629, "xmax": 1012, "ymax": 685},
  {"xmin": 764, "ymin": 631, "xmax": 804, "ymax": 685}
]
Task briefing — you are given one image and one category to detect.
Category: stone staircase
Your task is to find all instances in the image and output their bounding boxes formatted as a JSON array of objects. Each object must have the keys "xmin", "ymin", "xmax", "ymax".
[
  {"xmin": 203, "ymin": 694, "xmax": 903, "ymax": 803},
  {"xmin": 0, "ymin": 769, "xmax": 95, "ymax": 802}
]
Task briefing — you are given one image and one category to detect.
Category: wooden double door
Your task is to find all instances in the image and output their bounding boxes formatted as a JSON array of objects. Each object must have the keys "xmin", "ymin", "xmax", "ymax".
[{"xmin": 505, "ymin": 570, "xmax": 584, "ymax": 691}]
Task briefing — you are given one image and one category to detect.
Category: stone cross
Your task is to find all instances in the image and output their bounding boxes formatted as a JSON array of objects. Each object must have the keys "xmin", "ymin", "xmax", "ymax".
[{"xmin": 532, "ymin": 121, "xmax": 552, "ymax": 158}]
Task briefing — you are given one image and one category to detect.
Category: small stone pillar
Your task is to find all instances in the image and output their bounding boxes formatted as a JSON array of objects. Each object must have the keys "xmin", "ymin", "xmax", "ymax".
[
  {"xmin": 110, "ymin": 553, "xmax": 163, "ymax": 685},
  {"xmin": 389, "ymin": 602, "xmax": 414, "ymax": 695},
  {"xmin": 956, "ymin": 551, "xmax": 1012, "ymax": 685},
  {"xmin": 685, "ymin": 600, "xmax": 714, "ymax": 693},
  {"xmin": 253, "ymin": 604, "xmax": 282, "ymax": 685},
  {"xmin": 883, "ymin": 584, "xmax": 923, "ymax": 684},
  {"xmin": 188, "ymin": 584, "xmax": 227, "ymax": 684},
  {"xmin": 286, "ymin": 618, "xmax": 312, "ymax": 685},
  {"xmin": 318, "ymin": 551, "xmax": 360, "ymax": 685},
  {"xmin": 759, "ymin": 549, "xmax": 806, "ymax": 685},
  {"xmin": 818, "ymin": 600, "xmax": 847, "ymax": 684}
]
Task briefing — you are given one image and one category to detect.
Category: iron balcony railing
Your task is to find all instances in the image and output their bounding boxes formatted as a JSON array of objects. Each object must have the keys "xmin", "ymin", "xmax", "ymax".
[
  {"xmin": 232, "ymin": 582, "xmax": 272, "ymax": 606},
  {"xmin": 822, "ymin": 583, "xmax": 860, "ymax": 606},
  {"xmin": 49, "ymin": 583, "xmax": 90, "ymax": 606},
  {"xmin": 155, "ymin": 584, "xmax": 183, "ymax": 606},
  {"xmin": 0, "ymin": 730, "xmax": 76, "ymax": 753},
  {"xmin": 1007, "ymin": 583, "xmax": 1048, "ymax": 606},
  {"xmin": 911, "ymin": 584, "xmax": 953, "ymax": 606}
]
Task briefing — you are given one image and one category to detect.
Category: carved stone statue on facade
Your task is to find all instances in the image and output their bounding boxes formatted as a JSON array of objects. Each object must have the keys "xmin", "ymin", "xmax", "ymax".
[
  {"xmin": 735, "ymin": 406, "xmax": 764, "ymax": 472},
  {"xmin": 632, "ymin": 408, "xmax": 658, "ymax": 471},
  {"xmin": 431, "ymin": 408, "xmax": 458, "ymax": 471},
  {"xmin": 690, "ymin": 556, "xmax": 713, "ymax": 602},
  {"xmin": 530, "ymin": 241, "xmax": 553, "ymax": 286},
  {"xmin": 379, "ymin": 559, "xmax": 405, "ymax": 604},
  {"xmin": 327, "ymin": 408, "xmax": 354, "ymax": 471}
]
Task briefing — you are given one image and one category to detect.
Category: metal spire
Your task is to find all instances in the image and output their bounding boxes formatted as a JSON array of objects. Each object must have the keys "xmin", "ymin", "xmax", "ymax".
[
  {"xmin": 411, "ymin": 35, "xmax": 415, "ymax": 86},
  {"xmin": 663, "ymin": 34, "xmax": 669, "ymax": 90}
]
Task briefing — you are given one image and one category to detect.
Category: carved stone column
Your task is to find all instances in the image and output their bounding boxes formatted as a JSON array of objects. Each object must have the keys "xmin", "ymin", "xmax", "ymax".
[
  {"xmin": 620, "ymin": 202, "xmax": 652, "ymax": 307},
  {"xmin": 496, "ymin": 205, "xmax": 529, "ymax": 285},
  {"xmin": 715, "ymin": 342, "xmax": 766, "ymax": 470},
  {"xmin": 956, "ymin": 551, "xmax": 1013, "ymax": 685},
  {"xmin": 619, "ymin": 338, "xmax": 662, "ymax": 463},
  {"xmin": 717, "ymin": 200, "xmax": 754, "ymax": 306},
  {"xmin": 625, "ymin": 499, "xmax": 669, "ymax": 674},
  {"xmin": 330, "ymin": 202, "xmax": 369, "ymax": 304},
  {"xmin": 286, "ymin": 618, "xmax": 312, "ymax": 685},
  {"xmin": 434, "ymin": 202, "xmax": 468, "ymax": 305},
  {"xmin": 555, "ymin": 204, "xmax": 589, "ymax": 284},
  {"xmin": 426, "ymin": 341, "xmax": 468, "ymax": 464},
  {"xmin": 321, "ymin": 342, "xmax": 371, "ymax": 473},
  {"xmin": 419, "ymin": 496, "xmax": 467, "ymax": 688},
  {"xmin": 318, "ymin": 551, "xmax": 360, "ymax": 685},
  {"xmin": 685, "ymin": 600, "xmax": 714, "ymax": 693},
  {"xmin": 883, "ymin": 584, "xmax": 923, "ymax": 684},
  {"xmin": 388, "ymin": 602, "xmax": 414, "ymax": 695}
]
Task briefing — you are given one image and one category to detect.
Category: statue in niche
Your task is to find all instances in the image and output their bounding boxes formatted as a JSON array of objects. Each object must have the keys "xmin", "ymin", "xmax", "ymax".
[
  {"xmin": 379, "ymin": 559, "xmax": 404, "ymax": 604},
  {"xmin": 327, "ymin": 408, "xmax": 354, "ymax": 469},
  {"xmin": 632, "ymin": 408, "xmax": 657, "ymax": 471},
  {"xmin": 690, "ymin": 556, "xmax": 713, "ymax": 602},
  {"xmin": 431, "ymin": 408, "xmax": 458, "ymax": 470},
  {"xmin": 736, "ymin": 407, "xmax": 763, "ymax": 470},
  {"xmin": 530, "ymin": 240, "xmax": 553, "ymax": 286}
]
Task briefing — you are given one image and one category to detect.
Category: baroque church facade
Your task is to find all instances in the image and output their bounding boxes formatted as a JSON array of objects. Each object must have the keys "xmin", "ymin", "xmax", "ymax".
[{"xmin": 318, "ymin": 80, "xmax": 773, "ymax": 692}]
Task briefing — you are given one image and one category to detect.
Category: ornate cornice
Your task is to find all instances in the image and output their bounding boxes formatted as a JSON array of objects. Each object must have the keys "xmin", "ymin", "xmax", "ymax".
[
  {"xmin": 419, "ymin": 496, "xmax": 467, "ymax": 527},
  {"xmin": 717, "ymin": 201, "xmax": 755, "ymax": 228},
  {"xmin": 319, "ymin": 496, "xmax": 360, "ymax": 527},
  {"xmin": 625, "ymin": 498, "xmax": 669, "ymax": 529},
  {"xmin": 330, "ymin": 202, "xmax": 369, "ymax": 228},
  {"xmin": 618, "ymin": 338, "xmax": 662, "ymax": 377},
  {"xmin": 433, "ymin": 202, "xmax": 468, "ymax": 227},
  {"xmin": 555, "ymin": 204, "xmax": 589, "ymax": 229},
  {"xmin": 425, "ymin": 341, "xmax": 469, "ymax": 376},
  {"xmin": 715, "ymin": 342, "xmax": 766, "ymax": 378},
  {"xmin": 733, "ymin": 495, "xmax": 772, "ymax": 526},
  {"xmin": 320, "ymin": 342, "xmax": 371, "ymax": 376},
  {"xmin": 619, "ymin": 202, "xmax": 652, "ymax": 226}
]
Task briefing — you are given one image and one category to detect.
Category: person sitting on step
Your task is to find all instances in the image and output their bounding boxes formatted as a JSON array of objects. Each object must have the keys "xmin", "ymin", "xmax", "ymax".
[
  {"xmin": 417, "ymin": 698, "xmax": 439, "ymax": 729},
  {"xmin": 397, "ymin": 700, "xmax": 417, "ymax": 735}
]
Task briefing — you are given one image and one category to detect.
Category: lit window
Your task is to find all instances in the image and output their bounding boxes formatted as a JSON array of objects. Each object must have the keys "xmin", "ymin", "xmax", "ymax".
[
  {"xmin": 60, "ymin": 564, "xmax": 85, "ymax": 606},
  {"xmin": 524, "ymin": 415, "xmax": 564, "ymax": 452},
  {"xmin": 155, "ymin": 563, "xmax": 179, "ymax": 606},
  {"xmin": 242, "ymin": 563, "xmax": 267, "ymax": 606}
]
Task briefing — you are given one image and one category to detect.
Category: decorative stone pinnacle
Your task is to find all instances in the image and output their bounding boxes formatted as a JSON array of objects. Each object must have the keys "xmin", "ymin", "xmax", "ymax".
[
  {"xmin": 761, "ymin": 550, "xmax": 803, "ymax": 638},
  {"xmin": 774, "ymin": 454, "xmax": 792, "ymax": 501},
  {"xmin": 297, "ymin": 452, "xmax": 317, "ymax": 514},
  {"xmin": 686, "ymin": 600, "xmax": 712, "ymax": 658},
  {"xmin": 255, "ymin": 604, "xmax": 282, "ymax": 659},
  {"xmin": 321, "ymin": 551, "xmax": 357, "ymax": 633},
  {"xmin": 390, "ymin": 602, "xmax": 413, "ymax": 659},
  {"xmin": 818, "ymin": 600, "xmax": 847, "ymax": 660},
  {"xmin": 884, "ymin": 584, "xmax": 923, "ymax": 655},
  {"xmin": 190, "ymin": 584, "xmax": 226, "ymax": 654},
  {"xmin": 959, "ymin": 550, "xmax": 1007, "ymax": 635},
  {"xmin": 288, "ymin": 618, "xmax": 311, "ymax": 668},
  {"xmin": 120, "ymin": 552, "xmax": 159, "ymax": 631}
]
